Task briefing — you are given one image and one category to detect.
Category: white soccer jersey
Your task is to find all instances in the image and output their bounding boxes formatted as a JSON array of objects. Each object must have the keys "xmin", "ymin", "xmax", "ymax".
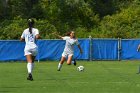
[
  {"xmin": 21, "ymin": 28, "xmax": 39, "ymax": 51},
  {"xmin": 62, "ymin": 36, "xmax": 79, "ymax": 54}
]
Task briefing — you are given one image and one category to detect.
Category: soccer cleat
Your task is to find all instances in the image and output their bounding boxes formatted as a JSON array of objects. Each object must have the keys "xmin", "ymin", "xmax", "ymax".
[
  {"xmin": 57, "ymin": 69, "xmax": 60, "ymax": 71},
  {"xmin": 73, "ymin": 59, "xmax": 76, "ymax": 66},
  {"xmin": 27, "ymin": 73, "xmax": 33, "ymax": 81}
]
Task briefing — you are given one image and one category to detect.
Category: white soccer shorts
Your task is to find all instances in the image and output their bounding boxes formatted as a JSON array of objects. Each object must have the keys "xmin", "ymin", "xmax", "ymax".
[
  {"xmin": 24, "ymin": 48, "xmax": 38, "ymax": 56},
  {"xmin": 62, "ymin": 52, "xmax": 73, "ymax": 58}
]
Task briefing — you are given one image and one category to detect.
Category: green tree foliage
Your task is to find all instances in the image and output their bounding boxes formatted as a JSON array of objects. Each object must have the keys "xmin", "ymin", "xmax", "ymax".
[
  {"xmin": 0, "ymin": 0, "xmax": 140, "ymax": 39},
  {"xmin": 100, "ymin": 1, "xmax": 140, "ymax": 38},
  {"xmin": 7, "ymin": 0, "xmax": 44, "ymax": 19},
  {"xmin": 0, "ymin": 17, "xmax": 26, "ymax": 39},
  {"xmin": 0, "ymin": 0, "xmax": 10, "ymax": 20}
]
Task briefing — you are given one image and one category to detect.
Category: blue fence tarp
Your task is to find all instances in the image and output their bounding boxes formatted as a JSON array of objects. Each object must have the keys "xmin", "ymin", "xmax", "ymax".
[
  {"xmin": 1, "ymin": 39, "xmax": 140, "ymax": 61},
  {"xmin": 92, "ymin": 39, "xmax": 118, "ymax": 60},
  {"xmin": 0, "ymin": 41, "xmax": 25, "ymax": 61},
  {"xmin": 74, "ymin": 39, "xmax": 90, "ymax": 60},
  {"xmin": 37, "ymin": 40, "xmax": 65, "ymax": 60},
  {"xmin": 37, "ymin": 39, "xmax": 90, "ymax": 60},
  {"xmin": 0, "ymin": 39, "xmax": 90, "ymax": 61},
  {"xmin": 121, "ymin": 39, "xmax": 140, "ymax": 60}
]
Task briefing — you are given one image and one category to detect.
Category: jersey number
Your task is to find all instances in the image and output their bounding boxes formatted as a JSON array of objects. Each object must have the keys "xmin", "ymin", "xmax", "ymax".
[{"xmin": 28, "ymin": 34, "xmax": 34, "ymax": 42}]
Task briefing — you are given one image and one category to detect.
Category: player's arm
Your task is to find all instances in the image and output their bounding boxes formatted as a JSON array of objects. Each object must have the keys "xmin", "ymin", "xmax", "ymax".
[
  {"xmin": 35, "ymin": 29, "xmax": 41, "ymax": 39},
  {"xmin": 20, "ymin": 32, "xmax": 25, "ymax": 42},
  {"xmin": 52, "ymin": 32, "xmax": 63, "ymax": 39},
  {"xmin": 137, "ymin": 44, "xmax": 140, "ymax": 52},
  {"xmin": 76, "ymin": 39, "xmax": 83, "ymax": 54},
  {"xmin": 20, "ymin": 37, "xmax": 25, "ymax": 42},
  {"xmin": 78, "ymin": 45, "xmax": 83, "ymax": 54},
  {"xmin": 57, "ymin": 34, "xmax": 63, "ymax": 39},
  {"xmin": 36, "ymin": 34, "xmax": 41, "ymax": 39}
]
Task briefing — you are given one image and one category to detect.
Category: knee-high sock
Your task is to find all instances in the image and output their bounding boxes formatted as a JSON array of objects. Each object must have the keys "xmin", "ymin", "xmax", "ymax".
[
  {"xmin": 27, "ymin": 63, "xmax": 34, "ymax": 74},
  {"xmin": 58, "ymin": 63, "xmax": 62, "ymax": 70}
]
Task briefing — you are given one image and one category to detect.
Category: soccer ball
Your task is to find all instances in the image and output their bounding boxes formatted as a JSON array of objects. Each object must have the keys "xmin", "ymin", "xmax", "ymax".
[{"xmin": 77, "ymin": 65, "xmax": 84, "ymax": 71}]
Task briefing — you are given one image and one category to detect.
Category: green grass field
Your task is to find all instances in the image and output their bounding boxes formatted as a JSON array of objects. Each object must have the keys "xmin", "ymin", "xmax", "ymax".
[{"xmin": 1, "ymin": 61, "xmax": 140, "ymax": 93}]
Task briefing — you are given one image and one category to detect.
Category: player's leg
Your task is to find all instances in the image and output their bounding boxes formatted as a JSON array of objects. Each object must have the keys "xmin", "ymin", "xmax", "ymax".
[
  {"xmin": 72, "ymin": 59, "xmax": 76, "ymax": 66},
  {"xmin": 25, "ymin": 49, "xmax": 37, "ymax": 81},
  {"xmin": 67, "ymin": 54, "xmax": 76, "ymax": 65},
  {"xmin": 26, "ymin": 54, "xmax": 34, "ymax": 81},
  {"xmin": 31, "ymin": 49, "xmax": 37, "ymax": 73},
  {"xmin": 31, "ymin": 56, "xmax": 36, "ymax": 73},
  {"xmin": 67, "ymin": 54, "xmax": 73, "ymax": 65},
  {"xmin": 27, "ymin": 49, "xmax": 37, "ymax": 80},
  {"xmin": 57, "ymin": 56, "xmax": 66, "ymax": 71}
]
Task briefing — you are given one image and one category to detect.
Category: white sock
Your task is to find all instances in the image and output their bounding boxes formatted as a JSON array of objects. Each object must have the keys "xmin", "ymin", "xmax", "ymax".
[
  {"xmin": 58, "ymin": 63, "xmax": 62, "ymax": 70},
  {"xmin": 32, "ymin": 63, "xmax": 34, "ymax": 71},
  {"xmin": 27, "ymin": 63, "xmax": 34, "ymax": 74}
]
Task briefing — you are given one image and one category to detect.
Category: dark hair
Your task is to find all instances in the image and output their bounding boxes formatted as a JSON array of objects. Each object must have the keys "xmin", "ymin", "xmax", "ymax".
[
  {"xmin": 65, "ymin": 31, "xmax": 76, "ymax": 38},
  {"xmin": 65, "ymin": 31, "xmax": 71, "ymax": 36},
  {"xmin": 28, "ymin": 19, "xmax": 34, "ymax": 34}
]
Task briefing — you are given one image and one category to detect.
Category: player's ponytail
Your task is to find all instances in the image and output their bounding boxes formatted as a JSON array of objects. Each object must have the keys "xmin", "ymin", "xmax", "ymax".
[
  {"xmin": 65, "ymin": 31, "xmax": 71, "ymax": 36},
  {"xmin": 28, "ymin": 19, "xmax": 34, "ymax": 34}
]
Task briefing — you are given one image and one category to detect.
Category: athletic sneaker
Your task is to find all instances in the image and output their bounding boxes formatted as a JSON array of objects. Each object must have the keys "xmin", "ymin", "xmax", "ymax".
[
  {"xmin": 27, "ymin": 73, "xmax": 33, "ymax": 81},
  {"xmin": 73, "ymin": 59, "xmax": 76, "ymax": 66}
]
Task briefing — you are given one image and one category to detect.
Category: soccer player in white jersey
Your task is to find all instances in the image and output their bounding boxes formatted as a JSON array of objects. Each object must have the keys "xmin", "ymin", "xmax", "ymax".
[
  {"xmin": 55, "ymin": 31, "xmax": 83, "ymax": 71},
  {"xmin": 20, "ymin": 19, "xmax": 40, "ymax": 81}
]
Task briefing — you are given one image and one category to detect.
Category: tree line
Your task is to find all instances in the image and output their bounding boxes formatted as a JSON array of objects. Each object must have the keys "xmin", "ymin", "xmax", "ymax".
[{"xmin": 0, "ymin": 0, "xmax": 140, "ymax": 39}]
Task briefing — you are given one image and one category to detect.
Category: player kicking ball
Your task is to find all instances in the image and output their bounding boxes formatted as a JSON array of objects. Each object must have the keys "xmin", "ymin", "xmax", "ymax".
[{"xmin": 53, "ymin": 31, "xmax": 83, "ymax": 71}]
